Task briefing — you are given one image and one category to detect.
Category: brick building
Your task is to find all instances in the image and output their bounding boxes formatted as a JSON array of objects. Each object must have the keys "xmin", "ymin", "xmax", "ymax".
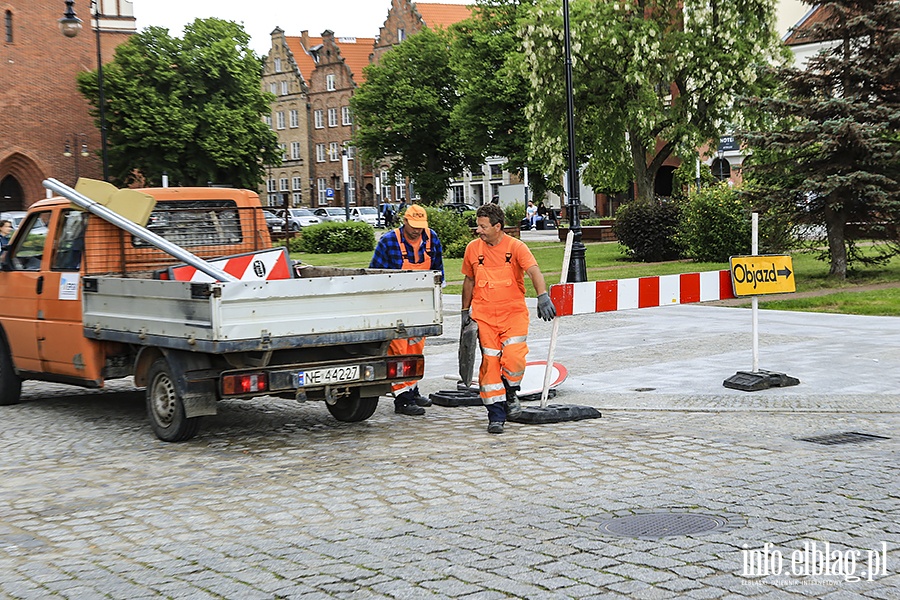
[
  {"xmin": 0, "ymin": 0, "xmax": 135, "ymax": 211},
  {"xmin": 261, "ymin": 29, "xmax": 374, "ymax": 210}
]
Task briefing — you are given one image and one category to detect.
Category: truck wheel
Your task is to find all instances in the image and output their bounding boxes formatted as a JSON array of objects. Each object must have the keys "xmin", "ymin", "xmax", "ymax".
[
  {"xmin": 326, "ymin": 390, "xmax": 378, "ymax": 422},
  {"xmin": 146, "ymin": 358, "xmax": 201, "ymax": 442},
  {"xmin": 0, "ymin": 338, "xmax": 22, "ymax": 406}
]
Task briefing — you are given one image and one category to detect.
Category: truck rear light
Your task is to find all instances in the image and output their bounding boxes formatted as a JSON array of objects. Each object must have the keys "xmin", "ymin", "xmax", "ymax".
[
  {"xmin": 222, "ymin": 373, "xmax": 268, "ymax": 395},
  {"xmin": 386, "ymin": 357, "xmax": 424, "ymax": 379}
]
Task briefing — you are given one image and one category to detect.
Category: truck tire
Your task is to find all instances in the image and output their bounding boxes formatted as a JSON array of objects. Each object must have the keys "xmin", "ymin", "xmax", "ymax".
[
  {"xmin": 0, "ymin": 338, "xmax": 22, "ymax": 406},
  {"xmin": 326, "ymin": 390, "xmax": 378, "ymax": 422},
  {"xmin": 146, "ymin": 357, "xmax": 201, "ymax": 442}
]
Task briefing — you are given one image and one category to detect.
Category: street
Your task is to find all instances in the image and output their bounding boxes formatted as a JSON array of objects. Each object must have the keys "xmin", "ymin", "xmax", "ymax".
[{"xmin": 0, "ymin": 299, "xmax": 898, "ymax": 599}]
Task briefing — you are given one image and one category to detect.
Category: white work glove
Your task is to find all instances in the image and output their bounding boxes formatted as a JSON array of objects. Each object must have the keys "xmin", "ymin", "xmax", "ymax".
[{"xmin": 536, "ymin": 292, "xmax": 556, "ymax": 321}]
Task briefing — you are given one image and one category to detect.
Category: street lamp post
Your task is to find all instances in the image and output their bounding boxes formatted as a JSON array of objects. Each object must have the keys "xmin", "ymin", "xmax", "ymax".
[
  {"xmin": 562, "ymin": 0, "xmax": 587, "ymax": 282},
  {"xmin": 341, "ymin": 150, "xmax": 350, "ymax": 222},
  {"xmin": 717, "ymin": 148, "xmax": 725, "ymax": 181},
  {"xmin": 63, "ymin": 134, "xmax": 89, "ymax": 184},
  {"xmin": 59, "ymin": 0, "xmax": 110, "ymax": 182}
]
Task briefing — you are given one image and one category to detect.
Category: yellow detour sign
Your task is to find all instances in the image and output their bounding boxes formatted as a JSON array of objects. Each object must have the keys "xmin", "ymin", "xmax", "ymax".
[{"xmin": 729, "ymin": 255, "xmax": 796, "ymax": 296}]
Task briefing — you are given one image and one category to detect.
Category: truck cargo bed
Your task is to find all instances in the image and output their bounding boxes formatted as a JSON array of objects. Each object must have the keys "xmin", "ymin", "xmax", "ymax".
[{"xmin": 82, "ymin": 267, "xmax": 443, "ymax": 353}]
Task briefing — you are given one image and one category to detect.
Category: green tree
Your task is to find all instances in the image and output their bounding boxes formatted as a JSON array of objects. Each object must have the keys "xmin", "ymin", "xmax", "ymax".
[
  {"xmin": 741, "ymin": 0, "xmax": 900, "ymax": 279},
  {"xmin": 351, "ymin": 28, "xmax": 468, "ymax": 204},
  {"xmin": 450, "ymin": 0, "xmax": 549, "ymax": 198},
  {"xmin": 521, "ymin": 0, "xmax": 787, "ymax": 203},
  {"xmin": 77, "ymin": 19, "xmax": 280, "ymax": 188}
]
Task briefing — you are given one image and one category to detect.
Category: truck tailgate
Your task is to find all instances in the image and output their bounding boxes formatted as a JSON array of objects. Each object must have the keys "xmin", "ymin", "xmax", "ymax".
[{"xmin": 82, "ymin": 270, "xmax": 443, "ymax": 352}]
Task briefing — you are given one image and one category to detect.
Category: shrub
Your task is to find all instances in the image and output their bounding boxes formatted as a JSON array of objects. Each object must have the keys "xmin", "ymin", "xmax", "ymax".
[
  {"xmin": 676, "ymin": 184, "xmax": 751, "ymax": 262},
  {"xmin": 297, "ymin": 221, "xmax": 375, "ymax": 254},
  {"xmin": 581, "ymin": 218, "xmax": 609, "ymax": 226},
  {"xmin": 614, "ymin": 199, "xmax": 682, "ymax": 262},
  {"xmin": 424, "ymin": 207, "xmax": 473, "ymax": 259},
  {"xmin": 504, "ymin": 202, "xmax": 526, "ymax": 227},
  {"xmin": 460, "ymin": 209, "xmax": 477, "ymax": 228},
  {"xmin": 273, "ymin": 235, "xmax": 304, "ymax": 254}
]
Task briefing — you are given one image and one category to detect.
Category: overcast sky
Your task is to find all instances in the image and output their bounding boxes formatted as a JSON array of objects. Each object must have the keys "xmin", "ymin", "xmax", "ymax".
[{"xmin": 134, "ymin": 0, "xmax": 471, "ymax": 56}]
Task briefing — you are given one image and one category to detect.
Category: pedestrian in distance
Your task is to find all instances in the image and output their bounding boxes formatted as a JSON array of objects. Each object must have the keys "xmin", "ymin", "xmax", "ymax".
[
  {"xmin": 0, "ymin": 220, "xmax": 13, "ymax": 253},
  {"xmin": 369, "ymin": 204, "xmax": 445, "ymax": 415},
  {"xmin": 526, "ymin": 200, "xmax": 537, "ymax": 228},
  {"xmin": 461, "ymin": 203, "xmax": 556, "ymax": 434}
]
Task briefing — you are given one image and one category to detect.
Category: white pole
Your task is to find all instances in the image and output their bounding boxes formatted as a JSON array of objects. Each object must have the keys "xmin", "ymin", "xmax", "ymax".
[
  {"xmin": 751, "ymin": 212, "xmax": 759, "ymax": 372},
  {"xmin": 541, "ymin": 230, "xmax": 574, "ymax": 407}
]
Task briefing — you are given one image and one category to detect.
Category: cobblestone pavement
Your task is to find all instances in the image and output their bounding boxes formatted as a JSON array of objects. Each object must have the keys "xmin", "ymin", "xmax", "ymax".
[{"xmin": 1, "ymin": 302, "xmax": 897, "ymax": 599}]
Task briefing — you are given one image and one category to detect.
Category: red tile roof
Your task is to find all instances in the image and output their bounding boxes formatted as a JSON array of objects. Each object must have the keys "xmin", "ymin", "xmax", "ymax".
[
  {"xmin": 414, "ymin": 3, "xmax": 474, "ymax": 30},
  {"xmin": 335, "ymin": 37, "xmax": 377, "ymax": 84},
  {"xmin": 784, "ymin": 5, "xmax": 837, "ymax": 46},
  {"xmin": 285, "ymin": 34, "xmax": 323, "ymax": 83}
]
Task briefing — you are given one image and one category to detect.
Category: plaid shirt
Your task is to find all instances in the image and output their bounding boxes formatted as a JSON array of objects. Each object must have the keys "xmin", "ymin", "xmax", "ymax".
[{"xmin": 369, "ymin": 228, "xmax": 444, "ymax": 278}]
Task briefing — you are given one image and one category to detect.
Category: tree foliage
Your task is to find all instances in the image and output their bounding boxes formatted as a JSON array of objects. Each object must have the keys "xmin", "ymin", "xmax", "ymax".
[
  {"xmin": 351, "ymin": 28, "xmax": 468, "ymax": 204},
  {"xmin": 521, "ymin": 0, "xmax": 787, "ymax": 203},
  {"xmin": 77, "ymin": 19, "xmax": 280, "ymax": 188},
  {"xmin": 741, "ymin": 0, "xmax": 900, "ymax": 279},
  {"xmin": 450, "ymin": 0, "xmax": 549, "ymax": 198}
]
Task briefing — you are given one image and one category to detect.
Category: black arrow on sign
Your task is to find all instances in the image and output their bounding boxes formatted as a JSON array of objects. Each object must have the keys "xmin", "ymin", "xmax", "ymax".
[{"xmin": 777, "ymin": 266, "xmax": 792, "ymax": 279}]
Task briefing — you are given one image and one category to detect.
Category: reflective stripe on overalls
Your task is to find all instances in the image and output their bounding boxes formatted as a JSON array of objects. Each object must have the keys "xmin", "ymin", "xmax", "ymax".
[
  {"xmin": 389, "ymin": 228, "xmax": 432, "ymax": 393},
  {"xmin": 471, "ymin": 240, "xmax": 529, "ymax": 405}
]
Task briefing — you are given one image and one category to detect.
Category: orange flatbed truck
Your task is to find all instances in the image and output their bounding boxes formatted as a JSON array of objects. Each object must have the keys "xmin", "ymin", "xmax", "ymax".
[{"xmin": 0, "ymin": 179, "xmax": 442, "ymax": 441}]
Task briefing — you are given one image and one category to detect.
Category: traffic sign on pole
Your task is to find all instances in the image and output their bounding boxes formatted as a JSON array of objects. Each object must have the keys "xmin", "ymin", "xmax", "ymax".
[{"xmin": 729, "ymin": 255, "xmax": 795, "ymax": 296}]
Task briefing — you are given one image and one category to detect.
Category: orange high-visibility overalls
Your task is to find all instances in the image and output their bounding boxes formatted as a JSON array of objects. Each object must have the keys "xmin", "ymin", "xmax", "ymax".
[
  {"xmin": 467, "ymin": 237, "xmax": 532, "ymax": 405},
  {"xmin": 388, "ymin": 228, "xmax": 432, "ymax": 394}
]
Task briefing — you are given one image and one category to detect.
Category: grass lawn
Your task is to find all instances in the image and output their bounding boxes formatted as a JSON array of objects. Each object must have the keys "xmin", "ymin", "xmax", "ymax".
[{"xmin": 295, "ymin": 240, "xmax": 900, "ymax": 317}]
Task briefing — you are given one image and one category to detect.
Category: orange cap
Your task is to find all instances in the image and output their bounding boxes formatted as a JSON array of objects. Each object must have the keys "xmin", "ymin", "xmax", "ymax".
[{"xmin": 404, "ymin": 204, "xmax": 428, "ymax": 228}]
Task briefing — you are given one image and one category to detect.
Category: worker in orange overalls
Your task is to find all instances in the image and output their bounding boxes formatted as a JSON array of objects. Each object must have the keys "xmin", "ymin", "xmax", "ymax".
[
  {"xmin": 369, "ymin": 204, "xmax": 444, "ymax": 415},
  {"xmin": 461, "ymin": 203, "xmax": 556, "ymax": 434}
]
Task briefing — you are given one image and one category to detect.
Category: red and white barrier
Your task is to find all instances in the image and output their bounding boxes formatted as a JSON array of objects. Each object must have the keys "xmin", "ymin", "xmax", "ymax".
[
  {"xmin": 550, "ymin": 270, "xmax": 735, "ymax": 316},
  {"xmin": 167, "ymin": 247, "xmax": 292, "ymax": 282}
]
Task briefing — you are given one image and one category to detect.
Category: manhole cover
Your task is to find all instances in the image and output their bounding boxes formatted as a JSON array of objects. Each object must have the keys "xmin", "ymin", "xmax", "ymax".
[
  {"xmin": 798, "ymin": 432, "xmax": 890, "ymax": 446},
  {"xmin": 596, "ymin": 512, "xmax": 732, "ymax": 539}
]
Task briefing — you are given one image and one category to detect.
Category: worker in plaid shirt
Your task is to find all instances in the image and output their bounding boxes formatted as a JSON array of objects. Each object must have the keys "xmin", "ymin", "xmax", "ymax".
[{"xmin": 369, "ymin": 205, "xmax": 444, "ymax": 415}]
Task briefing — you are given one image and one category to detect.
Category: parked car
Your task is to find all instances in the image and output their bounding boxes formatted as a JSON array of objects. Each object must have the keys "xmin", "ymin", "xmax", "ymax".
[
  {"xmin": 441, "ymin": 202, "xmax": 478, "ymax": 215},
  {"xmin": 350, "ymin": 206, "xmax": 379, "ymax": 227},
  {"xmin": 262, "ymin": 209, "xmax": 284, "ymax": 234},
  {"xmin": 277, "ymin": 208, "xmax": 320, "ymax": 231},
  {"xmin": 313, "ymin": 207, "xmax": 349, "ymax": 222}
]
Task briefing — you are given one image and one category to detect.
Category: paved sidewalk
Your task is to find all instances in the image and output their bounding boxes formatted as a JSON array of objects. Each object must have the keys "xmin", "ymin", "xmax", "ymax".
[{"xmin": 0, "ymin": 301, "xmax": 897, "ymax": 599}]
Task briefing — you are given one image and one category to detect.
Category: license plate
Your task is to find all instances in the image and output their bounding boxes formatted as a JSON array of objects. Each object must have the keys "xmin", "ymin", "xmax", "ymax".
[
  {"xmin": 296, "ymin": 365, "xmax": 360, "ymax": 387},
  {"xmin": 272, "ymin": 225, "xmax": 283, "ymax": 232}
]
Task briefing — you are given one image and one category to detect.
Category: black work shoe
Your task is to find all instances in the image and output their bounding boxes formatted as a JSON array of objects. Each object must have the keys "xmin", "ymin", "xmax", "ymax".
[
  {"xmin": 487, "ymin": 421, "xmax": 504, "ymax": 434},
  {"xmin": 395, "ymin": 403, "xmax": 425, "ymax": 416},
  {"xmin": 410, "ymin": 392, "xmax": 432, "ymax": 407},
  {"xmin": 506, "ymin": 389, "xmax": 522, "ymax": 419}
]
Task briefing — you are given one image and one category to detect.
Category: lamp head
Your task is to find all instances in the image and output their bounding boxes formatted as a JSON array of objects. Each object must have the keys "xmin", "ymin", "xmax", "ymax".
[{"xmin": 59, "ymin": 0, "xmax": 83, "ymax": 38}]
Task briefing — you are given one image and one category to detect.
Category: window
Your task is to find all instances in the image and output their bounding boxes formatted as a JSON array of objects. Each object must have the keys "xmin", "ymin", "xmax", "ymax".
[
  {"xmin": 396, "ymin": 180, "xmax": 406, "ymax": 200},
  {"xmin": 342, "ymin": 106, "xmax": 352, "ymax": 126},
  {"xmin": 280, "ymin": 178, "xmax": 289, "ymax": 191},
  {"xmin": 314, "ymin": 109, "xmax": 324, "ymax": 129},
  {"xmin": 264, "ymin": 115, "xmax": 272, "ymax": 128},
  {"xmin": 276, "ymin": 111, "xmax": 285, "ymax": 130},
  {"xmin": 452, "ymin": 186, "xmax": 464, "ymax": 203},
  {"xmin": 490, "ymin": 164, "xmax": 503, "ymax": 178},
  {"xmin": 280, "ymin": 143, "xmax": 287, "ymax": 160},
  {"xmin": 269, "ymin": 83, "xmax": 278, "ymax": 95},
  {"xmin": 52, "ymin": 211, "xmax": 88, "ymax": 271},
  {"xmin": 274, "ymin": 58, "xmax": 281, "ymax": 72},
  {"xmin": 328, "ymin": 142, "xmax": 340, "ymax": 161},
  {"xmin": 327, "ymin": 108, "xmax": 338, "ymax": 127},
  {"xmin": 281, "ymin": 81, "xmax": 289, "ymax": 95},
  {"xmin": 326, "ymin": 74, "xmax": 335, "ymax": 91},
  {"xmin": 267, "ymin": 179, "xmax": 277, "ymax": 192},
  {"xmin": 491, "ymin": 183, "xmax": 501, "ymax": 199},
  {"xmin": 317, "ymin": 178, "xmax": 328, "ymax": 204},
  {"xmin": 5, "ymin": 10, "xmax": 12, "ymax": 44},
  {"xmin": 290, "ymin": 142, "xmax": 301, "ymax": 160},
  {"xmin": 316, "ymin": 144, "xmax": 326, "ymax": 162},
  {"xmin": 292, "ymin": 177, "xmax": 302, "ymax": 190},
  {"xmin": 289, "ymin": 109, "xmax": 299, "ymax": 128},
  {"xmin": 346, "ymin": 145, "xmax": 356, "ymax": 159},
  {"xmin": 380, "ymin": 169, "xmax": 391, "ymax": 200},
  {"xmin": 347, "ymin": 176, "xmax": 356, "ymax": 204},
  {"xmin": 398, "ymin": 28, "xmax": 405, "ymax": 42}
]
